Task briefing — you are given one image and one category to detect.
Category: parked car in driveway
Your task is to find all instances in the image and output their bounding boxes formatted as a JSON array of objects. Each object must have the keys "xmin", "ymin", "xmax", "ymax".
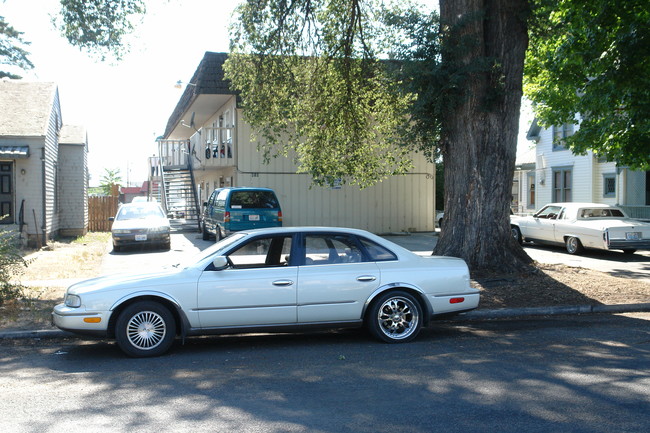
[
  {"xmin": 109, "ymin": 202, "xmax": 171, "ymax": 252},
  {"xmin": 202, "ymin": 187, "xmax": 282, "ymax": 241},
  {"xmin": 52, "ymin": 226, "xmax": 479, "ymax": 357},
  {"xmin": 510, "ymin": 202, "xmax": 650, "ymax": 255}
]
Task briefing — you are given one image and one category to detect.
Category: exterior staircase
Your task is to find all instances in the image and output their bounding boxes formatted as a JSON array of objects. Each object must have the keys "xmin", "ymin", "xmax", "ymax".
[{"xmin": 162, "ymin": 167, "xmax": 201, "ymax": 232}]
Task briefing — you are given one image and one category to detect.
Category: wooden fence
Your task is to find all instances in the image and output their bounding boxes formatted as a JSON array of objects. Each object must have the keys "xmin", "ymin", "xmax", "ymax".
[{"xmin": 88, "ymin": 196, "xmax": 119, "ymax": 231}]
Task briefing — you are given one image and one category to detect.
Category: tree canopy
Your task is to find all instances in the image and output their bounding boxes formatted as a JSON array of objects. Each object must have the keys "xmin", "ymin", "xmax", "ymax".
[
  {"xmin": 0, "ymin": 15, "xmax": 34, "ymax": 79},
  {"xmin": 54, "ymin": 0, "xmax": 146, "ymax": 61},
  {"xmin": 225, "ymin": 0, "xmax": 417, "ymax": 188},
  {"xmin": 525, "ymin": 0, "xmax": 650, "ymax": 169}
]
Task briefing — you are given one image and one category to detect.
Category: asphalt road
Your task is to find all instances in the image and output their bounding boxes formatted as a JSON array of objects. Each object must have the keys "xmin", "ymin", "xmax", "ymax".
[{"xmin": 1, "ymin": 314, "xmax": 649, "ymax": 432}]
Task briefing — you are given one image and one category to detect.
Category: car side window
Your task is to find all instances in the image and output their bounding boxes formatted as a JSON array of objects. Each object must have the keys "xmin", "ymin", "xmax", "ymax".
[
  {"xmin": 304, "ymin": 234, "xmax": 364, "ymax": 265},
  {"xmin": 227, "ymin": 236, "xmax": 293, "ymax": 269},
  {"xmin": 216, "ymin": 189, "xmax": 229, "ymax": 208},
  {"xmin": 359, "ymin": 238, "xmax": 397, "ymax": 261}
]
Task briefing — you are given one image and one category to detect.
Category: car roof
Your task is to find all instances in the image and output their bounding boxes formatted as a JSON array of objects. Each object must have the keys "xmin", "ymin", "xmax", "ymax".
[{"xmin": 546, "ymin": 202, "xmax": 613, "ymax": 209}]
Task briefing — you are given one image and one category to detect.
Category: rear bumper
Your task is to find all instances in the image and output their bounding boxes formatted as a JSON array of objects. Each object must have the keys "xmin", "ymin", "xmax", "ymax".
[
  {"xmin": 428, "ymin": 291, "xmax": 480, "ymax": 316},
  {"xmin": 112, "ymin": 232, "xmax": 170, "ymax": 247},
  {"xmin": 607, "ymin": 240, "xmax": 650, "ymax": 250}
]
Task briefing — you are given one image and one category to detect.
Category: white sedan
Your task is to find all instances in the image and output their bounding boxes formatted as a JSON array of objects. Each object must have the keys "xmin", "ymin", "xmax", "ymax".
[
  {"xmin": 52, "ymin": 227, "xmax": 479, "ymax": 357},
  {"xmin": 510, "ymin": 202, "xmax": 650, "ymax": 255}
]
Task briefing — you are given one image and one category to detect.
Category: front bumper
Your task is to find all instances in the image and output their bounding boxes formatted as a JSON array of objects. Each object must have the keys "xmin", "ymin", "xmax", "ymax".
[{"xmin": 52, "ymin": 303, "xmax": 110, "ymax": 337}]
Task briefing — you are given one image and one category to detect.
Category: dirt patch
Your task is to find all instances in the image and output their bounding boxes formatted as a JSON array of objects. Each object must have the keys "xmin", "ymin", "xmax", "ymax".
[
  {"xmin": 475, "ymin": 263, "xmax": 650, "ymax": 309},
  {"xmin": 1, "ymin": 233, "xmax": 649, "ymax": 333},
  {"xmin": 0, "ymin": 233, "xmax": 110, "ymax": 332}
]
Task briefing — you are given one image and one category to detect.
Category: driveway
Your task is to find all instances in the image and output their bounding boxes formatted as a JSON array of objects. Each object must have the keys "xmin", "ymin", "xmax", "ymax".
[{"xmin": 383, "ymin": 231, "xmax": 650, "ymax": 282}]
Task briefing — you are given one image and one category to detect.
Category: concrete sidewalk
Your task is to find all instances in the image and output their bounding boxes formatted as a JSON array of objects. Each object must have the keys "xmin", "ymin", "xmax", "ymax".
[{"xmin": 3, "ymin": 230, "xmax": 649, "ymax": 341}]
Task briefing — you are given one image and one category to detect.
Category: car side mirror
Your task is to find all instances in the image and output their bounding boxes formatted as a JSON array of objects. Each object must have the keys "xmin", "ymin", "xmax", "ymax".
[{"xmin": 212, "ymin": 256, "xmax": 229, "ymax": 271}]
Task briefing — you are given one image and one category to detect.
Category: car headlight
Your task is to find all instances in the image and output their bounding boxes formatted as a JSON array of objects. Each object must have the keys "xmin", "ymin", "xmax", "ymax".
[
  {"xmin": 112, "ymin": 229, "xmax": 131, "ymax": 234},
  {"xmin": 64, "ymin": 294, "xmax": 82, "ymax": 308}
]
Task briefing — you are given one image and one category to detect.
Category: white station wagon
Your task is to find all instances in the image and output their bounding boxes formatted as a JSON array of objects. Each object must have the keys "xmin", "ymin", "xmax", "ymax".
[
  {"xmin": 510, "ymin": 203, "xmax": 650, "ymax": 255},
  {"xmin": 53, "ymin": 227, "xmax": 479, "ymax": 357}
]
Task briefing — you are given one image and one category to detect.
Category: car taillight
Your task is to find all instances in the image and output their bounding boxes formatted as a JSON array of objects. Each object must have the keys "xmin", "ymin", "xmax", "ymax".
[
  {"xmin": 224, "ymin": 211, "xmax": 230, "ymax": 222},
  {"xmin": 278, "ymin": 210, "xmax": 283, "ymax": 222}
]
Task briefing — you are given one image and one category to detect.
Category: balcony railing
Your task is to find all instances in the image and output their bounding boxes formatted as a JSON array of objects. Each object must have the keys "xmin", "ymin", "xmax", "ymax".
[
  {"xmin": 189, "ymin": 126, "xmax": 236, "ymax": 169},
  {"xmin": 158, "ymin": 139, "xmax": 191, "ymax": 168}
]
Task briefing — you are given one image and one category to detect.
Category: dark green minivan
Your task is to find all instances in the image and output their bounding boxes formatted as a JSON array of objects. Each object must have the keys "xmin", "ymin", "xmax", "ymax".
[{"xmin": 201, "ymin": 187, "xmax": 283, "ymax": 241}]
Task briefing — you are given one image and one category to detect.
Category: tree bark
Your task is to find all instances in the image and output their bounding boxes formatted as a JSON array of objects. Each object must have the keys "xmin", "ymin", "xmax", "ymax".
[{"xmin": 434, "ymin": 0, "xmax": 533, "ymax": 273}]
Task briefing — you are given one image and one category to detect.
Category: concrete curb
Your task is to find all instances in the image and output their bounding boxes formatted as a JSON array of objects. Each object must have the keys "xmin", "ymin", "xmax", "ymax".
[
  {"xmin": 1, "ymin": 303, "xmax": 649, "ymax": 340},
  {"xmin": 453, "ymin": 302, "xmax": 650, "ymax": 320}
]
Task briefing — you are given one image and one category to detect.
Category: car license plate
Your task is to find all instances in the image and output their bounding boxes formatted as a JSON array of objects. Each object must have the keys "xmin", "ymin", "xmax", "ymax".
[
  {"xmin": 249, "ymin": 215, "xmax": 260, "ymax": 221},
  {"xmin": 135, "ymin": 234, "xmax": 147, "ymax": 241},
  {"xmin": 626, "ymin": 232, "xmax": 641, "ymax": 241}
]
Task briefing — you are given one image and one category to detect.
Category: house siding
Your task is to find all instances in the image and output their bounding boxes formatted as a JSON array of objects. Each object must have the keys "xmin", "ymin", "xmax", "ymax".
[
  {"xmin": 532, "ymin": 119, "xmax": 648, "ymax": 216},
  {"xmin": 58, "ymin": 143, "xmax": 88, "ymax": 236},
  {"xmin": 42, "ymin": 91, "xmax": 62, "ymax": 242},
  {"xmin": 187, "ymin": 98, "xmax": 435, "ymax": 233}
]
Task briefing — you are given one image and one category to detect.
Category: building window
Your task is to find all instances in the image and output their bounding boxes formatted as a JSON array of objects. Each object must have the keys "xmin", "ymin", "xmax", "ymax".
[
  {"xmin": 552, "ymin": 123, "xmax": 574, "ymax": 151},
  {"xmin": 553, "ymin": 168, "xmax": 572, "ymax": 202},
  {"xmin": 603, "ymin": 174, "xmax": 616, "ymax": 198},
  {"xmin": 527, "ymin": 173, "xmax": 536, "ymax": 208}
]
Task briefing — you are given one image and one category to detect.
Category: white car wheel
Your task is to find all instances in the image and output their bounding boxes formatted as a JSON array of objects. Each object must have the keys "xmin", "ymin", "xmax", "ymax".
[
  {"xmin": 565, "ymin": 236, "xmax": 584, "ymax": 255},
  {"xmin": 115, "ymin": 301, "xmax": 176, "ymax": 357},
  {"xmin": 367, "ymin": 291, "xmax": 422, "ymax": 343}
]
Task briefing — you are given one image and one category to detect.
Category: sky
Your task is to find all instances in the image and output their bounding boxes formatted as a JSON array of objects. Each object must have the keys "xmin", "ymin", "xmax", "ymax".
[
  {"xmin": 3, "ymin": 0, "xmax": 533, "ymax": 187},
  {"xmin": 3, "ymin": 0, "xmax": 239, "ymax": 186}
]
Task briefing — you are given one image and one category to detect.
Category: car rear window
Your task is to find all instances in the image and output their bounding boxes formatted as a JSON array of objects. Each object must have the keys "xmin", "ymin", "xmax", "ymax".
[
  {"xmin": 230, "ymin": 191, "xmax": 279, "ymax": 209},
  {"xmin": 359, "ymin": 238, "xmax": 397, "ymax": 261}
]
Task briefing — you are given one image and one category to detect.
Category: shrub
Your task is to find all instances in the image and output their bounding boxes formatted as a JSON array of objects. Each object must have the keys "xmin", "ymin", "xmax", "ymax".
[{"xmin": 0, "ymin": 229, "xmax": 28, "ymax": 306}]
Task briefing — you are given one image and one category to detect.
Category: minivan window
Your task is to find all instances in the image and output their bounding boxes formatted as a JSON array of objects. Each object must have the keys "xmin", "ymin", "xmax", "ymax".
[{"xmin": 230, "ymin": 191, "xmax": 280, "ymax": 209}]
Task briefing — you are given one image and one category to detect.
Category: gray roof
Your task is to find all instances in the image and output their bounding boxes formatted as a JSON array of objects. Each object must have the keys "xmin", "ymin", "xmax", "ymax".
[
  {"xmin": 0, "ymin": 80, "xmax": 59, "ymax": 137},
  {"xmin": 59, "ymin": 124, "xmax": 87, "ymax": 145},
  {"xmin": 163, "ymin": 52, "xmax": 236, "ymax": 138}
]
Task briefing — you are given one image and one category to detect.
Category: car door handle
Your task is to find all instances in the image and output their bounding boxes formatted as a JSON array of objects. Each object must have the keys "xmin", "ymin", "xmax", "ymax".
[
  {"xmin": 357, "ymin": 275, "xmax": 377, "ymax": 282},
  {"xmin": 272, "ymin": 280, "xmax": 294, "ymax": 286}
]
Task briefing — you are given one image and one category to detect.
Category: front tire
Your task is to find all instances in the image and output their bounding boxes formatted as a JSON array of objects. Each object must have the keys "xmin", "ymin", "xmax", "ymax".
[
  {"xmin": 366, "ymin": 291, "xmax": 422, "ymax": 343},
  {"xmin": 565, "ymin": 236, "xmax": 584, "ymax": 255},
  {"xmin": 115, "ymin": 301, "xmax": 176, "ymax": 357}
]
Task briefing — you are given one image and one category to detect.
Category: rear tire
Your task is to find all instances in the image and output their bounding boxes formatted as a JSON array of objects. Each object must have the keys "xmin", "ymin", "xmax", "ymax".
[
  {"xmin": 366, "ymin": 291, "xmax": 422, "ymax": 343},
  {"xmin": 202, "ymin": 222, "xmax": 210, "ymax": 240},
  {"xmin": 115, "ymin": 301, "xmax": 176, "ymax": 358},
  {"xmin": 565, "ymin": 236, "xmax": 584, "ymax": 255}
]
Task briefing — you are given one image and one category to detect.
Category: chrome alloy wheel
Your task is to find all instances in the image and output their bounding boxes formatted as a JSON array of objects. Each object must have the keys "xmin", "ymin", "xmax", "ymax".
[
  {"xmin": 376, "ymin": 296, "xmax": 420, "ymax": 340},
  {"xmin": 126, "ymin": 310, "xmax": 167, "ymax": 350}
]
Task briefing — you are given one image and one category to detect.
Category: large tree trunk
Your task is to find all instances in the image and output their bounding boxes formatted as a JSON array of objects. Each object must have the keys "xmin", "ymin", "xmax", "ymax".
[{"xmin": 434, "ymin": 0, "xmax": 533, "ymax": 273}]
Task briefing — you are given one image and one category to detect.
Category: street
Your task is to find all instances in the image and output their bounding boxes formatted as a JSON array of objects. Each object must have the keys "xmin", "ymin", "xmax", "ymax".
[{"xmin": 1, "ymin": 314, "xmax": 649, "ymax": 432}]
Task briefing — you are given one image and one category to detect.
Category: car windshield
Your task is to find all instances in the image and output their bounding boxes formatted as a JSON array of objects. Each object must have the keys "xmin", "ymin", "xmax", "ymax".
[
  {"xmin": 174, "ymin": 233, "xmax": 248, "ymax": 269},
  {"xmin": 117, "ymin": 205, "xmax": 164, "ymax": 220}
]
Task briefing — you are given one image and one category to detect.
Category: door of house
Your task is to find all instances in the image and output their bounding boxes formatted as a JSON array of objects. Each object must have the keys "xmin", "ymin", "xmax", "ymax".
[{"xmin": 0, "ymin": 162, "xmax": 13, "ymax": 224}]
